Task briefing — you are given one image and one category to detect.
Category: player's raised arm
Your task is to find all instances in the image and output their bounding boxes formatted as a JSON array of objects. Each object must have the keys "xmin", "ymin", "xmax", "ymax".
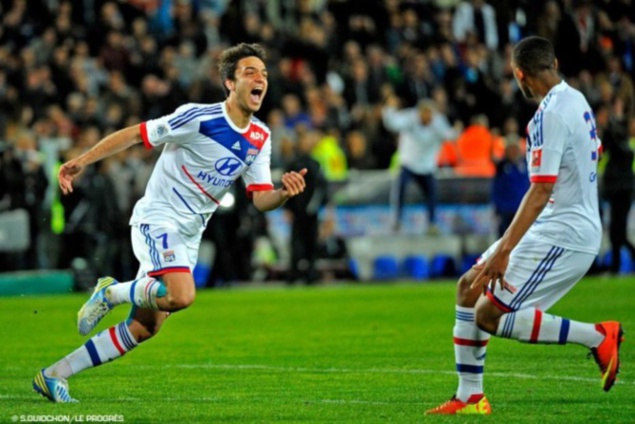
[
  {"xmin": 58, "ymin": 124, "xmax": 144, "ymax": 195},
  {"xmin": 252, "ymin": 168, "xmax": 308, "ymax": 212}
]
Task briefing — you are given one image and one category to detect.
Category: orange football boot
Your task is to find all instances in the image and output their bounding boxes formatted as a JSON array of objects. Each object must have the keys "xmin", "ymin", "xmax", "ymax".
[
  {"xmin": 590, "ymin": 321, "xmax": 624, "ymax": 392},
  {"xmin": 425, "ymin": 394, "xmax": 491, "ymax": 415}
]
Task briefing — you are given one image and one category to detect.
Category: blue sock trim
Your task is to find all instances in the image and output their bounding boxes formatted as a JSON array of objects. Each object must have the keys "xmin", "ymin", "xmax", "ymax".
[
  {"xmin": 456, "ymin": 364, "xmax": 484, "ymax": 373},
  {"xmin": 559, "ymin": 318, "xmax": 570, "ymax": 344},
  {"xmin": 129, "ymin": 280, "xmax": 138, "ymax": 305},
  {"xmin": 84, "ymin": 340, "xmax": 102, "ymax": 366},
  {"xmin": 117, "ymin": 322, "xmax": 137, "ymax": 350}
]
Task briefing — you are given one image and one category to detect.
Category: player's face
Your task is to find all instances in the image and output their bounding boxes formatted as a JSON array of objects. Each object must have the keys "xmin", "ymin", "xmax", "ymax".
[
  {"xmin": 232, "ymin": 56, "xmax": 268, "ymax": 113},
  {"xmin": 512, "ymin": 61, "xmax": 534, "ymax": 101}
]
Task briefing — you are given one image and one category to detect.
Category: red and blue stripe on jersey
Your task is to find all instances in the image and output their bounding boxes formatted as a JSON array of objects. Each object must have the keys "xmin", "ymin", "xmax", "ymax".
[{"xmin": 198, "ymin": 116, "xmax": 268, "ymax": 163}]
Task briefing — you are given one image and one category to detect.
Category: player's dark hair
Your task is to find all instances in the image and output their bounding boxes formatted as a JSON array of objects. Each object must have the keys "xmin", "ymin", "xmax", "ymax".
[
  {"xmin": 513, "ymin": 36, "xmax": 556, "ymax": 77},
  {"xmin": 218, "ymin": 43, "xmax": 267, "ymax": 96}
]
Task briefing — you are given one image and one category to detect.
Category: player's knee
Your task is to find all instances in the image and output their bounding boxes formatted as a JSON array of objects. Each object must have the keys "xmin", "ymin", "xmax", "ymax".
[
  {"xmin": 164, "ymin": 291, "xmax": 195, "ymax": 311},
  {"xmin": 456, "ymin": 272, "xmax": 477, "ymax": 306},
  {"xmin": 474, "ymin": 307, "xmax": 497, "ymax": 335}
]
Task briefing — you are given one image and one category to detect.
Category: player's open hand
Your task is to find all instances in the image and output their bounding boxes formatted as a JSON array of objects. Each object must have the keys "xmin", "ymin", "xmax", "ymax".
[
  {"xmin": 58, "ymin": 159, "xmax": 85, "ymax": 195},
  {"xmin": 280, "ymin": 168, "xmax": 307, "ymax": 199},
  {"xmin": 470, "ymin": 247, "xmax": 510, "ymax": 295}
]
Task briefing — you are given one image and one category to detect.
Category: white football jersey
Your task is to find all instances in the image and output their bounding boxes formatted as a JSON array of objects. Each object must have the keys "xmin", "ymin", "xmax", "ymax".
[
  {"xmin": 525, "ymin": 81, "xmax": 602, "ymax": 254},
  {"xmin": 130, "ymin": 101, "xmax": 273, "ymax": 237}
]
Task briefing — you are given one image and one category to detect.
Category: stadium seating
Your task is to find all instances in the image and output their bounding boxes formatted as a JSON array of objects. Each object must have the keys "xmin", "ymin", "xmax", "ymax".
[
  {"xmin": 430, "ymin": 254, "xmax": 458, "ymax": 278},
  {"xmin": 372, "ymin": 255, "xmax": 400, "ymax": 280},
  {"xmin": 346, "ymin": 234, "xmax": 462, "ymax": 280},
  {"xmin": 601, "ymin": 248, "xmax": 635, "ymax": 274},
  {"xmin": 401, "ymin": 255, "xmax": 430, "ymax": 280}
]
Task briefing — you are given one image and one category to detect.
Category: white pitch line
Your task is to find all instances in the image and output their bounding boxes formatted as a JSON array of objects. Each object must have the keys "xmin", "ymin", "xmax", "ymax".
[
  {"xmin": 316, "ymin": 399, "xmax": 401, "ymax": 405},
  {"xmin": 143, "ymin": 363, "xmax": 632, "ymax": 386}
]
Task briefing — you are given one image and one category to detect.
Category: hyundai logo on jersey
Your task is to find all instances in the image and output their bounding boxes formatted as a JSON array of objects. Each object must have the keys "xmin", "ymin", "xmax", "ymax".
[
  {"xmin": 215, "ymin": 157, "xmax": 242, "ymax": 176},
  {"xmin": 196, "ymin": 170, "xmax": 233, "ymax": 187}
]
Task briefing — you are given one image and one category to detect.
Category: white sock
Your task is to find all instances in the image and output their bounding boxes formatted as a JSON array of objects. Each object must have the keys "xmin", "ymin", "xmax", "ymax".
[
  {"xmin": 45, "ymin": 322, "xmax": 138, "ymax": 379},
  {"xmin": 454, "ymin": 306, "xmax": 490, "ymax": 403},
  {"xmin": 496, "ymin": 308, "xmax": 604, "ymax": 347},
  {"xmin": 106, "ymin": 277, "xmax": 167, "ymax": 309}
]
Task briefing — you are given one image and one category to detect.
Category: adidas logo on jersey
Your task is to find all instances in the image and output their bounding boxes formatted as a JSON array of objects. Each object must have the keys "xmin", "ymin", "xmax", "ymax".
[{"xmin": 232, "ymin": 141, "xmax": 241, "ymax": 150}]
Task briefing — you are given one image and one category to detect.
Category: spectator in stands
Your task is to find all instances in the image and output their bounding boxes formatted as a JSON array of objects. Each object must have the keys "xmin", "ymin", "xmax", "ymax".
[
  {"xmin": 382, "ymin": 88, "xmax": 460, "ymax": 234},
  {"xmin": 281, "ymin": 93, "xmax": 312, "ymax": 131},
  {"xmin": 7, "ymin": 132, "xmax": 48, "ymax": 270},
  {"xmin": 597, "ymin": 103, "xmax": 635, "ymax": 274},
  {"xmin": 0, "ymin": 139, "xmax": 47, "ymax": 271},
  {"xmin": 317, "ymin": 213, "xmax": 355, "ymax": 281},
  {"xmin": 311, "ymin": 127, "xmax": 349, "ymax": 182},
  {"xmin": 550, "ymin": 0, "xmax": 604, "ymax": 76},
  {"xmin": 266, "ymin": 108, "xmax": 295, "ymax": 169},
  {"xmin": 454, "ymin": 114, "xmax": 504, "ymax": 177},
  {"xmin": 452, "ymin": 0, "xmax": 499, "ymax": 51},
  {"xmin": 536, "ymin": 0, "xmax": 561, "ymax": 45},
  {"xmin": 397, "ymin": 52, "xmax": 435, "ymax": 108},
  {"xmin": 345, "ymin": 129, "xmax": 375, "ymax": 170},
  {"xmin": 491, "ymin": 138, "xmax": 529, "ymax": 238},
  {"xmin": 343, "ymin": 57, "xmax": 380, "ymax": 108},
  {"xmin": 58, "ymin": 152, "xmax": 122, "ymax": 280},
  {"xmin": 285, "ymin": 130, "xmax": 328, "ymax": 284}
]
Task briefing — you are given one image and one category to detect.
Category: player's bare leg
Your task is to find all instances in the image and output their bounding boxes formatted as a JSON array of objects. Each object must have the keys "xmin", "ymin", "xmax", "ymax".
[
  {"xmin": 78, "ymin": 270, "xmax": 196, "ymax": 336},
  {"xmin": 154, "ymin": 272, "xmax": 196, "ymax": 312},
  {"xmin": 36, "ymin": 271, "xmax": 196, "ymax": 402}
]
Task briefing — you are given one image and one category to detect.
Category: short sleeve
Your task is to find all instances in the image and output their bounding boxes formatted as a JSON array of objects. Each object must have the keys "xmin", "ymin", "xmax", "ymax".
[
  {"xmin": 243, "ymin": 136, "xmax": 274, "ymax": 197},
  {"xmin": 140, "ymin": 104, "xmax": 207, "ymax": 149},
  {"xmin": 530, "ymin": 110, "xmax": 568, "ymax": 183}
]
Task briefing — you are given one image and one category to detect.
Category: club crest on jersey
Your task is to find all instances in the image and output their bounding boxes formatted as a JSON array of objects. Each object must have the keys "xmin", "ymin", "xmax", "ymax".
[
  {"xmin": 245, "ymin": 155, "xmax": 256, "ymax": 164},
  {"xmin": 163, "ymin": 250, "xmax": 176, "ymax": 262},
  {"xmin": 157, "ymin": 124, "xmax": 168, "ymax": 136},
  {"xmin": 215, "ymin": 157, "xmax": 242, "ymax": 176}
]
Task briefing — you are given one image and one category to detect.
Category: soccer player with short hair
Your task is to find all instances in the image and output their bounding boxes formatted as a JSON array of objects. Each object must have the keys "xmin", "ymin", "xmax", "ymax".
[
  {"xmin": 33, "ymin": 43, "xmax": 308, "ymax": 402},
  {"xmin": 427, "ymin": 36, "xmax": 624, "ymax": 415}
]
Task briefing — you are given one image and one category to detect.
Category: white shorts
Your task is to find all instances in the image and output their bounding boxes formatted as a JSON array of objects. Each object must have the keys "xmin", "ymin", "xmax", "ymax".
[
  {"xmin": 130, "ymin": 224, "xmax": 199, "ymax": 279},
  {"xmin": 477, "ymin": 234, "xmax": 596, "ymax": 312}
]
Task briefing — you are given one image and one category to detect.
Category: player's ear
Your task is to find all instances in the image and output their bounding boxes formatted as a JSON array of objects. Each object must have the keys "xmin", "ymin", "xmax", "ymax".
[
  {"xmin": 553, "ymin": 58, "xmax": 559, "ymax": 72},
  {"xmin": 224, "ymin": 79, "xmax": 235, "ymax": 93},
  {"xmin": 514, "ymin": 67, "xmax": 525, "ymax": 81}
]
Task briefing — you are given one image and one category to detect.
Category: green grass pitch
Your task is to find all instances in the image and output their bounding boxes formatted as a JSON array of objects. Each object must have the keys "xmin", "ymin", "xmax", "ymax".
[{"xmin": 1, "ymin": 276, "xmax": 633, "ymax": 423}]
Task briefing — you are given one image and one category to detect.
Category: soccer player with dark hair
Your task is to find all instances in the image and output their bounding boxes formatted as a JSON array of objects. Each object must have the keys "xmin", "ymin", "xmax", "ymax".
[
  {"xmin": 427, "ymin": 36, "xmax": 624, "ymax": 415},
  {"xmin": 33, "ymin": 43, "xmax": 308, "ymax": 402}
]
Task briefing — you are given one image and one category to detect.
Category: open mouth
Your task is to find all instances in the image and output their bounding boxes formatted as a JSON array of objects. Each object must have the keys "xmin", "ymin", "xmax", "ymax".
[{"xmin": 250, "ymin": 88, "xmax": 263, "ymax": 103}]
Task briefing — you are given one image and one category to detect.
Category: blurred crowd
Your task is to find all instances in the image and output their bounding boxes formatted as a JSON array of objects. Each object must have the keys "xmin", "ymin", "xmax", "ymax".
[{"xmin": 1, "ymin": 0, "xmax": 635, "ymax": 279}]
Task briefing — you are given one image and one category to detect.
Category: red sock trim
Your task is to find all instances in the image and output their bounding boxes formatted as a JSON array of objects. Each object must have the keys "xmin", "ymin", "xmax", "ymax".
[
  {"xmin": 529, "ymin": 309, "xmax": 543, "ymax": 343},
  {"xmin": 109, "ymin": 327, "xmax": 126, "ymax": 355},
  {"xmin": 453, "ymin": 337, "xmax": 489, "ymax": 347}
]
